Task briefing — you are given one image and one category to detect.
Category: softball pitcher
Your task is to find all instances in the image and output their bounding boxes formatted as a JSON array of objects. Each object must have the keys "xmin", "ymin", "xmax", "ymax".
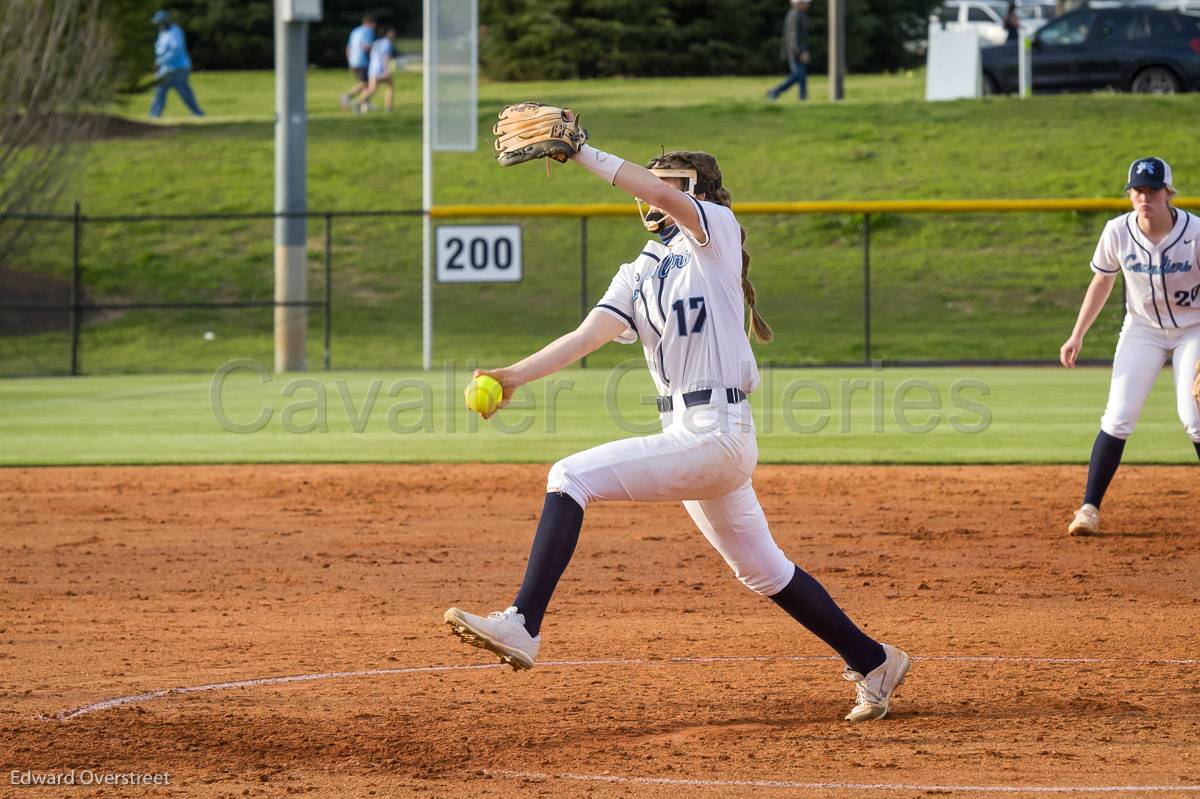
[
  {"xmin": 1061, "ymin": 156, "xmax": 1200, "ymax": 535},
  {"xmin": 444, "ymin": 104, "xmax": 910, "ymax": 723}
]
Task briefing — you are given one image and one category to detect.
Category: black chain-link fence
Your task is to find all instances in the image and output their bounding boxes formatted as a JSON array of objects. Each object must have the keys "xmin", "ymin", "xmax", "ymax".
[{"xmin": 0, "ymin": 203, "xmax": 1134, "ymax": 376}]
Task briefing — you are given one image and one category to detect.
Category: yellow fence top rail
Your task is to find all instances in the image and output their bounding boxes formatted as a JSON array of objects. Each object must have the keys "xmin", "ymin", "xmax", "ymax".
[{"xmin": 431, "ymin": 197, "xmax": 1200, "ymax": 218}]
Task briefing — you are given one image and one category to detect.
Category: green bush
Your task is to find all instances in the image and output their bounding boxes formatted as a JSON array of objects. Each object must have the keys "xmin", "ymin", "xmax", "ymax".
[{"xmin": 480, "ymin": 0, "xmax": 939, "ymax": 79}]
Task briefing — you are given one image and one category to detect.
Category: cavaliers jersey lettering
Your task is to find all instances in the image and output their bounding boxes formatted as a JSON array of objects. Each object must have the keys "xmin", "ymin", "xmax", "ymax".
[
  {"xmin": 1091, "ymin": 210, "xmax": 1200, "ymax": 329},
  {"xmin": 595, "ymin": 197, "xmax": 760, "ymax": 396}
]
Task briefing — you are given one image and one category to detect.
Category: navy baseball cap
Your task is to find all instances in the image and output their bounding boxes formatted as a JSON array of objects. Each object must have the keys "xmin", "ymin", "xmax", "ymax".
[
  {"xmin": 152, "ymin": 10, "xmax": 170, "ymax": 24},
  {"xmin": 1125, "ymin": 157, "xmax": 1174, "ymax": 191}
]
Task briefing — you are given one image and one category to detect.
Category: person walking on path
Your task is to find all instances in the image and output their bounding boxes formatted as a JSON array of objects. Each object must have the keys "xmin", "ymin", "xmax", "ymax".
[
  {"xmin": 340, "ymin": 15, "xmax": 377, "ymax": 111},
  {"xmin": 1004, "ymin": 2, "xmax": 1021, "ymax": 42},
  {"xmin": 768, "ymin": 0, "xmax": 811, "ymax": 102},
  {"xmin": 357, "ymin": 27, "xmax": 398, "ymax": 113},
  {"xmin": 149, "ymin": 10, "xmax": 203, "ymax": 118}
]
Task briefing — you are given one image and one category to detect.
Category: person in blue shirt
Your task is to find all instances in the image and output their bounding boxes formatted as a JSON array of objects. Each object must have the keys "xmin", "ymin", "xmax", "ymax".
[
  {"xmin": 149, "ymin": 10, "xmax": 203, "ymax": 118},
  {"xmin": 340, "ymin": 16, "xmax": 377, "ymax": 111},
  {"xmin": 356, "ymin": 28, "xmax": 397, "ymax": 113}
]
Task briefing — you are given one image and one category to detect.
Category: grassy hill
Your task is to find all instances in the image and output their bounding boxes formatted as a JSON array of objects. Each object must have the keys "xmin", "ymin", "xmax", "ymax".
[{"xmin": 4, "ymin": 69, "xmax": 1199, "ymax": 375}]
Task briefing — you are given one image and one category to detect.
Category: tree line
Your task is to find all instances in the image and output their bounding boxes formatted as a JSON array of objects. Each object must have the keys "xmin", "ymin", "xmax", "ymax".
[{"xmin": 105, "ymin": 0, "xmax": 937, "ymax": 79}]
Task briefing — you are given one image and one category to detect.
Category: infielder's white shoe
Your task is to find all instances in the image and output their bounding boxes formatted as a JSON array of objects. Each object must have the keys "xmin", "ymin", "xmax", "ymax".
[
  {"xmin": 843, "ymin": 643, "xmax": 911, "ymax": 722},
  {"xmin": 1068, "ymin": 503, "xmax": 1100, "ymax": 536},
  {"xmin": 444, "ymin": 606, "xmax": 540, "ymax": 670}
]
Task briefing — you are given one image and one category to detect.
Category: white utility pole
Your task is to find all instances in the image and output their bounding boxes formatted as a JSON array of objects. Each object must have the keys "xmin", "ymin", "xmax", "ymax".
[{"xmin": 273, "ymin": 0, "xmax": 321, "ymax": 373}]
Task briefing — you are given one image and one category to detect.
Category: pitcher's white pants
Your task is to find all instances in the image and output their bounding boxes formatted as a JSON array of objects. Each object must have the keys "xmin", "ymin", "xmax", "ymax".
[
  {"xmin": 546, "ymin": 401, "xmax": 795, "ymax": 597},
  {"xmin": 1100, "ymin": 319, "xmax": 1200, "ymax": 442}
]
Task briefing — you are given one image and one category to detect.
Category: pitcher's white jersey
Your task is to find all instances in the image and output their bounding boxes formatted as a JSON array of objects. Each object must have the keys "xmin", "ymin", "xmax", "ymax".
[
  {"xmin": 594, "ymin": 197, "xmax": 760, "ymax": 396},
  {"xmin": 1092, "ymin": 210, "xmax": 1200, "ymax": 330}
]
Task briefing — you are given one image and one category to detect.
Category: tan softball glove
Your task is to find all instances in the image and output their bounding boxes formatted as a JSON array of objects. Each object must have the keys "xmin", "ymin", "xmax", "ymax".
[{"xmin": 493, "ymin": 102, "xmax": 588, "ymax": 167}]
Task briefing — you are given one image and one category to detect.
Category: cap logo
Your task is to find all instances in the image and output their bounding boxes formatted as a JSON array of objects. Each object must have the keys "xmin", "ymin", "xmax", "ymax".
[{"xmin": 1136, "ymin": 160, "xmax": 1156, "ymax": 175}]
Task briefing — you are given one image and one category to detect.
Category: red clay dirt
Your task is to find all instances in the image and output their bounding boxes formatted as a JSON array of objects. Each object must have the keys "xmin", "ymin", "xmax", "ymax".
[{"xmin": 1, "ymin": 464, "xmax": 1197, "ymax": 798}]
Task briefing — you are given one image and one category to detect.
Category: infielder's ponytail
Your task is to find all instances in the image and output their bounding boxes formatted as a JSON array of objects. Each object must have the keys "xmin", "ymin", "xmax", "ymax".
[{"xmin": 739, "ymin": 226, "xmax": 774, "ymax": 343}]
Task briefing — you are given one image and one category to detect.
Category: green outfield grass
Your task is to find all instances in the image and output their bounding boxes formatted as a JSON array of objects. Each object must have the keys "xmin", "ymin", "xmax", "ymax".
[
  {"xmin": 1, "ymin": 366, "xmax": 1195, "ymax": 465},
  {"xmin": 4, "ymin": 70, "xmax": 1200, "ymax": 377}
]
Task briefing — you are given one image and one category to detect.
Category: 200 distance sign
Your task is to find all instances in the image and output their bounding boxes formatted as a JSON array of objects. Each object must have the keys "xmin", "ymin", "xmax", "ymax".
[{"xmin": 435, "ymin": 225, "xmax": 522, "ymax": 283}]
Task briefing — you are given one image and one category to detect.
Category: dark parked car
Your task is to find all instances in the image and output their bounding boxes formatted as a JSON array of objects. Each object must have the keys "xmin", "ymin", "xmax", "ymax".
[{"xmin": 981, "ymin": 6, "xmax": 1200, "ymax": 94}]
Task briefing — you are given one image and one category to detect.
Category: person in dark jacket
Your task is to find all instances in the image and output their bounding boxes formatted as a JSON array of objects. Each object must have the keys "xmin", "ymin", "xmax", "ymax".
[
  {"xmin": 767, "ymin": 0, "xmax": 811, "ymax": 102},
  {"xmin": 1004, "ymin": 1, "xmax": 1021, "ymax": 42}
]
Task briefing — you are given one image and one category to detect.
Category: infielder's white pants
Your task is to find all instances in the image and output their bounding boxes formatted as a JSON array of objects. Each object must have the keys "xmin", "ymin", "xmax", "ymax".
[
  {"xmin": 546, "ymin": 400, "xmax": 795, "ymax": 597},
  {"xmin": 1100, "ymin": 319, "xmax": 1200, "ymax": 442}
]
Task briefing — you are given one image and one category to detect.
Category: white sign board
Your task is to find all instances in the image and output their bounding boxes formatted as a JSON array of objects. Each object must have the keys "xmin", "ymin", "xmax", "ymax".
[
  {"xmin": 925, "ymin": 27, "xmax": 981, "ymax": 101},
  {"xmin": 430, "ymin": 0, "xmax": 478, "ymax": 150},
  {"xmin": 436, "ymin": 225, "xmax": 522, "ymax": 283},
  {"xmin": 278, "ymin": 0, "xmax": 321, "ymax": 22}
]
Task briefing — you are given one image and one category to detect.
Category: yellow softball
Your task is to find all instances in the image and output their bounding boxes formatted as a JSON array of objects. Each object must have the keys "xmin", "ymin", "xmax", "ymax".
[{"xmin": 465, "ymin": 375, "xmax": 503, "ymax": 416}]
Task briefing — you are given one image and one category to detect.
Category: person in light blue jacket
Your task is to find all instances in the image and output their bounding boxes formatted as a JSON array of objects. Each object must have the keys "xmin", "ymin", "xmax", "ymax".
[
  {"xmin": 340, "ymin": 16, "xmax": 377, "ymax": 111},
  {"xmin": 149, "ymin": 10, "xmax": 204, "ymax": 118},
  {"xmin": 355, "ymin": 28, "xmax": 397, "ymax": 112}
]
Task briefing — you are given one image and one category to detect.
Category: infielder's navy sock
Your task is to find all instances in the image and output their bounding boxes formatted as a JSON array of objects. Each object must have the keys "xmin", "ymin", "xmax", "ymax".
[
  {"xmin": 512, "ymin": 492, "xmax": 584, "ymax": 638},
  {"xmin": 1193, "ymin": 441, "xmax": 1200, "ymax": 462},
  {"xmin": 769, "ymin": 565, "xmax": 886, "ymax": 676},
  {"xmin": 1084, "ymin": 430, "xmax": 1126, "ymax": 509}
]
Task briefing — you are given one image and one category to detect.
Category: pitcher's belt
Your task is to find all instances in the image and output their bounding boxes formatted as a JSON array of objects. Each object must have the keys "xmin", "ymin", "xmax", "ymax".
[{"xmin": 656, "ymin": 387, "xmax": 747, "ymax": 413}]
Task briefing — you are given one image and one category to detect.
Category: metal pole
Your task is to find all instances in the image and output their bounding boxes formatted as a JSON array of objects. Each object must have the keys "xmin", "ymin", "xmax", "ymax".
[
  {"xmin": 580, "ymin": 216, "xmax": 588, "ymax": 369},
  {"xmin": 273, "ymin": 9, "xmax": 308, "ymax": 373},
  {"xmin": 421, "ymin": 0, "xmax": 433, "ymax": 371},
  {"xmin": 324, "ymin": 212, "xmax": 332, "ymax": 371},
  {"xmin": 863, "ymin": 212, "xmax": 871, "ymax": 365},
  {"xmin": 1017, "ymin": 28, "xmax": 1032, "ymax": 97},
  {"xmin": 70, "ymin": 200, "xmax": 81, "ymax": 376},
  {"xmin": 829, "ymin": 0, "xmax": 846, "ymax": 101}
]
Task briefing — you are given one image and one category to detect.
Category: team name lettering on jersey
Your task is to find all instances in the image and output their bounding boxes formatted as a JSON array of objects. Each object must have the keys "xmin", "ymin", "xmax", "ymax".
[
  {"xmin": 1123, "ymin": 254, "xmax": 1192, "ymax": 275},
  {"xmin": 657, "ymin": 252, "xmax": 691, "ymax": 278}
]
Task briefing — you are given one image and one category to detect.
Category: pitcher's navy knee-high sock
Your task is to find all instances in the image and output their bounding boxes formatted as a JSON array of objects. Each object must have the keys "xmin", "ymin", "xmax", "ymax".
[
  {"xmin": 1194, "ymin": 441, "xmax": 1200, "ymax": 462},
  {"xmin": 769, "ymin": 565, "xmax": 886, "ymax": 675},
  {"xmin": 512, "ymin": 492, "xmax": 584, "ymax": 637},
  {"xmin": 1084, "ymin": 430, "xmax": 1126, "ymax": 509}
]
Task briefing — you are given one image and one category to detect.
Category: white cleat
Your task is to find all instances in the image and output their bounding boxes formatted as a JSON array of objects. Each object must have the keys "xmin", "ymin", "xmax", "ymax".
[
  {"xmin": 444, "ymin": 606, "xmax": 540, "ymax": 670},
  {"xmin": 1068, "ymin": 503, "xmax": 1100, "ymax": 536},
  {"xmin": 844, "ymin": 643, "xmax": 911, "ymax": 722}
]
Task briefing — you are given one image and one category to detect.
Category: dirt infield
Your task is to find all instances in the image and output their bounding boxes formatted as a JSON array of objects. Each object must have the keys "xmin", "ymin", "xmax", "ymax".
[{"xmin": 1, "ymin": 464, "xmax": 1197, "ymax": 797}]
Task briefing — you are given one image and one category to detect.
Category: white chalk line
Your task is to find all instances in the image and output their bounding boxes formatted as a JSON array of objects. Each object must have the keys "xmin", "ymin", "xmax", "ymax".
[
  {"xmin": 46, "ymin": 652, "xmax": 1200, "ymax": 722},
  {"xmin": 487, "ymin": 769, "xmax": 1200, "ymax": 795}
]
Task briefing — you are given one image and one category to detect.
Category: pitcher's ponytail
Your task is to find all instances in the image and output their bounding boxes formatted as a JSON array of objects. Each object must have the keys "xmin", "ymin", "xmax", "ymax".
[{"xmin": 739, "ymin": 226, "xmax": 773, "ymax": 343}]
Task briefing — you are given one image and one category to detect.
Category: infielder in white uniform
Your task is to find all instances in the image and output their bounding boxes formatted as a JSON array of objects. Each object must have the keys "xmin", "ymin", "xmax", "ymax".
[
  {"xmin": 1061, "ymin": 157, "xmax": 1200, "ymax": 535},
  {"xmin": 445, "ymin": 133, "xmax": 910, "ymax": 722}
]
